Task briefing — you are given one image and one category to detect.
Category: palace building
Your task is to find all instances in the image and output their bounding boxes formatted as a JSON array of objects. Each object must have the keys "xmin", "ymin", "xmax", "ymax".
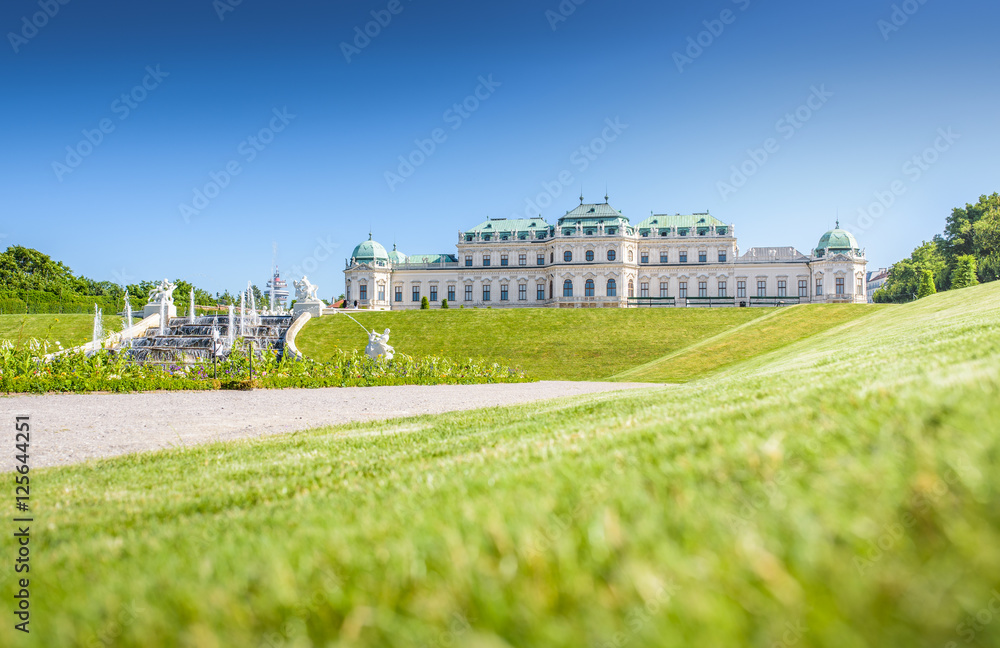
[{"xmin": 344, "ymin": 199, "xmax": 867, "ymax": 309}]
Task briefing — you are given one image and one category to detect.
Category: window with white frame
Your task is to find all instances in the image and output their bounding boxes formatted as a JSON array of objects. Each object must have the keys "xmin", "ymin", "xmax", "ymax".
[
  {"xmin": 659, "ymin": 281, "xmax": 668, "ymax": 297},
  {"xmin": 698, "ymin": 281, "xmax": 707, "ymax": 297},
  {"xmin": 718, "ymin": 281, "xmax": 727, "ymax": 297},
  {"xmin": 737, "ymin": 280, "xmax": 746, "ymax": 298},
  {"xmin": 757, "ymin": 280, "xmax": 767, "ymax": 297},
  {"xmin": 679, "ymin": 281, "xmax": 688, "ymax": 298}
]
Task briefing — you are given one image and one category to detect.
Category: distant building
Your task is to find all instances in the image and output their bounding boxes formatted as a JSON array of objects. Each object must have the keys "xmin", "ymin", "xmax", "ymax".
[
  {"xmin": 866, "ymin": 268, "xmax": 889, "ymax": 302},
  {"xmin": 344, "ymin": 199, "xmax": 868, "ymax": 309},
  {"xmin": 265, "ymin": 267, "xmax": 290, "ymax": 309}
]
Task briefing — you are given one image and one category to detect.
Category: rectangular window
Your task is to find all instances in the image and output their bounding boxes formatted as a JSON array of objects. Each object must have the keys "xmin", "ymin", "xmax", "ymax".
[
  {"xmin": 519, "ymin": 254, "xmax": 526, "ymax": 266},
  {"xmin": 359, "ymin": 285, "xmax": 367, "ymax": 301},
  {"xmin": 737, "ymin": 281, "xmax": 747, "ymax": 298},
  {"xmin": 537, "ymin": 284, "xmax": 545, "ymax": 300},
  {"xmin": 718, "ymin": 281, "xmax": 727, "ymax": 297},
  {"xmin": 465, "ymin": 285, "xmax": 472, "ymax": 301},
  {"xmin": 659, "ymin": 282, "xmax": 668, "ymax": 298},
  {"xmin": 699, "ymin": 252, "xmax": 707, "ymax": 263},
  {"xmin": 679, "ymin": 252, "xmax": 688, "ymax": 263},
  {"xmin": 718, "ymin": 251, "xmax": 727, "ymax": 262},
  {"xmin": 679, "ymin": 281, "xmax": 688, "ymax": 299},
  {"xmin": 518, "ymin": 284, "xmax": 527, "ymax": 301},
  {"xmin": 798, "ymin": 280, "xmax": 808, "ymax": 297},
  {"xmin": 394, "ymin": 287, "xmax": 403, "ymax": 302},
  {"xmin": 430, "ymin": 286, "xmax": 438, "ymax": 302},
  {"xmin": 836, "ymin": 277, "xmax": 845, "ymax": 295},
  {"xmin": 660, "ymin": 252, "xmax": 668, "ymax": 263},
  {"xmin": 699, "ymin": 281, "xmax": 708, "ymax": 298},
  {"xmin": 537, "ymin": 255, "xmax": 544, "ymax": 266},
  {"xmin": 816, "ymin": 279, "xmax": 823, "ymax": 295},
  {"xmin": 448, "ymin": 286, "xmax": 456, "ymax": 302},
  {"xmin": 412, "ymin": 287, "xmax": 420, "ymax": 302},
  {"xmin": 501, "ymin": 254, "xmax": 509, "ymax": 267},
  {"xmin": 483, "ymin": 255, "xmax": 491, "ymax": 267},
  {"xmin": 640, "ymin": 282, "xmax": 649, "ymax": 298},
  {"xmin": 777, "ymin": 280, "xmax": 787, "ymax": 297},
  {"xmin": 500, "ymin": 284, "xmax": 509, "ymax": 301},
  {"xmin": 483, "ymin": 285, "xmax": 491, "ymax": 301},
  {"xmin": 465, "ymin": 256, "xmax": 472, "ymax": 267},
  {"xmin": 641, "ymin": 253, "xmax": 649, "ymax": 264},
  {"xmin": 757, "ymin": 280, "xmax": 767, "ymax": 297},
  {"xmin": 377, "ymin": 286, "xmax": 385, "ymax": 301}
]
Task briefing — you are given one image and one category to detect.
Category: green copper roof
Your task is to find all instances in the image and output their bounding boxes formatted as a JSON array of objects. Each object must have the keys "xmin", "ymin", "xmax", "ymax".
[
  {"xmin": 636, "ymin": 213, "xmax": 726, "ymax": 230},
  {"xmin": 387, "ymin": 244, "xmax": 407, "ymax": 264},
  {"xmin": 406, "ymin": 254, "xmax": 458, "ymax": 264},
  {"xmin": 558, "ymin": 202, "xmax": 629, "ymax": 226},
  {"xmin": 465, "ymin": 218, "xmax": 551, "ymax": 235},
  {"xmin": 815, "ymin": 224, "xmax": 860, "ymax": 255},
  {"xmin": 351, "ymin": 235, "xmax": 389, "ymax": 262}
]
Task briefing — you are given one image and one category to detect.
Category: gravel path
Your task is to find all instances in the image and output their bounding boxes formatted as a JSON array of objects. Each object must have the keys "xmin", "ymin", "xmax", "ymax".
[{"xmin": 1, "ymin": 382, "xmax": 658, "ymax": 470}]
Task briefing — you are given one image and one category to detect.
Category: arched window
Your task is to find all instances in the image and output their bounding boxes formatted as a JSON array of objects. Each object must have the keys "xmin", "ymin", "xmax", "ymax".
[
  {"xmin": 564, "ymin": 250, "xmax": 573, "ymax": 262},
  {"xmin": 563, "ymin": 279, "xmax": 573, "ymax": 297},
  {"xmin": 628, "ymin": 280, "xmax": 634, "ymax": 297},
  {"xmin": 628, "ymin": 250, "xmax": 634, "ymax": 262},
  {"xmin": 585, "ymin": 279, "xmax": 595, "ymax": 296},
  {"xmin": 607, "ymin": 249, "xmax": 617, "ymax": 261},
  {"xmin": 586, "ymin": 250, "xmax": 595, "ymax": 262},
  {"xmin": 607, "ymin": 279, "xmax": 617, "ymax": 296}
]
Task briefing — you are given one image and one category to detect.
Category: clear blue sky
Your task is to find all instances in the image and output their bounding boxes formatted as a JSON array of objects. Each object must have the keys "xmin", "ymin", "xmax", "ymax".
[{"xmin": 2, "ymin": 0, "xmax": 998, "ymax": 297}]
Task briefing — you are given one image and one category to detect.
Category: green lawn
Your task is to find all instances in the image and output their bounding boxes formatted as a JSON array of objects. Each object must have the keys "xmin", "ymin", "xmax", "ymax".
[
  {"xmin": 297, "ymin": 308, "xmax": 771, "ymax": 381},
  {"xmin": 4, "ymin": 283, "xmax": 1000, "ymax": 646},
  {"xmin": 0, "ymin": 313, "xmax": 117, "ymax": 349},
  {"xmin": 612, "ymin": 303, "xmax": 881, "ymax": 382}
]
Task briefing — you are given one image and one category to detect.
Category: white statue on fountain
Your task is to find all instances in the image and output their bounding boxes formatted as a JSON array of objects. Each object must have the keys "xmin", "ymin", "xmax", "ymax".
[
  {"xmin": 147, "ymin": 278, "xmax": 176, "ymax": 305},
  {"xmin": 365, "ymin": 327, "xmax": 394, "ymax": 360},
  {"xmin": 143, "ymin": 278, "xmax": 179, "ymax": 318},
  {"xmin": 292, "ymin": 276, "xmax": 324, "ymax": 317}
]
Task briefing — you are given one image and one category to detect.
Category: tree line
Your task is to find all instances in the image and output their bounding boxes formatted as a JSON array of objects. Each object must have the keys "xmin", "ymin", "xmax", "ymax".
[
  {"xmin": 0, "ymin": 246, "xmax": 264, "ymax": 314},
  {"xmin": 873, "ymin": 192, "xmax": 999, "ymax": 302}
]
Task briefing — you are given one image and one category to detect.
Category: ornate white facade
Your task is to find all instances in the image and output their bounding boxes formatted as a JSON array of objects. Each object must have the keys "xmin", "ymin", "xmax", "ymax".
[{"xmin": 344, "ymin": 201, "xmax": 867, "ymax": 310}]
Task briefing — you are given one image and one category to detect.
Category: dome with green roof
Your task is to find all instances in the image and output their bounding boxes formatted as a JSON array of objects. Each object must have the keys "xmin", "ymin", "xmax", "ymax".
[
  {"xmin": 351, "ymin": 234, "xmax": 389, "ymax": 264},
  {"xmin": 387, "ymin": 243, "xmax": 407, "ymax": 265},
  {"xmin": 813, "ymin": 222, "xmax": 861, "ymax": 257}
]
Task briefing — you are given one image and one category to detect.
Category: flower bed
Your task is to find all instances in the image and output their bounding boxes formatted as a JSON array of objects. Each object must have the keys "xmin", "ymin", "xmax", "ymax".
[{"xmin": 0, "ymin": 339, "xmax": 530, "ymax": 394}]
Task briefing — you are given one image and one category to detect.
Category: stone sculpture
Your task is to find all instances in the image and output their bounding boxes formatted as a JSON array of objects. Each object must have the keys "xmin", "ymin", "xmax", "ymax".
[{"xmin": 365, "ymin": 327, "xmax": 394, "ymax": 360}]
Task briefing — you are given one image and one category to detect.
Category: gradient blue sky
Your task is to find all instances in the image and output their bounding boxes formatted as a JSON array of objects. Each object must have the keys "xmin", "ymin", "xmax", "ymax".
[{"xmin": 2, "ymin": 0, "xmax": 998, "ymax": 296}]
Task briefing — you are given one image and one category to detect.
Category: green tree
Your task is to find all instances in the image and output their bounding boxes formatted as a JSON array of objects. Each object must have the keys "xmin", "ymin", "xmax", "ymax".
[
  {"xmin": 420, "ymin": 296, "xmax": 430, "ymax": 309},
  {"xmin": 951, "ymin": 255, "xmax": 979, "ymax": 289},
  {"xmin": 874, "ymin": 240, "xmax": 947, "ymax": 303},
  {"xmin": 917, "ymin": 268, "xmax": 936, "ymax": 299},
  {"xmin": 441, "ymin": 298, "xmax": 449, "ymax": 309},
  {"xmin": 971, "ymin": 206, "xmax": 1000, "ymax": 283}
]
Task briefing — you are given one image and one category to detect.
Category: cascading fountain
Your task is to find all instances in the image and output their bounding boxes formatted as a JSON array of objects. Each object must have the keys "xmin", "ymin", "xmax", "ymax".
[
  {"xmin": 159, "ymin": 299, "xmax": 167, "ymax": 335},
  {"xmin": 227, "ymin": 304, "xmax": 235, "ymax": 347},
  {"xmin": 189, "ymin": 288, "xmax": 195, "ymax": 324},
  {"xmin": 92, "ymin": 304, "xmax": 103, "ymax": 351}
]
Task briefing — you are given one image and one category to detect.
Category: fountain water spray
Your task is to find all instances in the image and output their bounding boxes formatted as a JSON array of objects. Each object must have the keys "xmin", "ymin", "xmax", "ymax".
[
  {"xmin": 158, "ymin": 301, "xmax": 166, "ymax": 335},
  {"xmin": 92, "ymin": 304, "xmax": 103, "ymax": 351},
  {"xmin": 239, "ymin": 292, "xmax": 246, "ymax": 338},
  {"xmin": 121, "ymin": 292, "xmax": 133, "ymax": 347},
  {"xmin": 189, "ymin": 288, "xmax": 195, "ymax": 324},
  {"xmin": 227, "ymin": 304, "xmax": 235, "ymax": 347}
]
